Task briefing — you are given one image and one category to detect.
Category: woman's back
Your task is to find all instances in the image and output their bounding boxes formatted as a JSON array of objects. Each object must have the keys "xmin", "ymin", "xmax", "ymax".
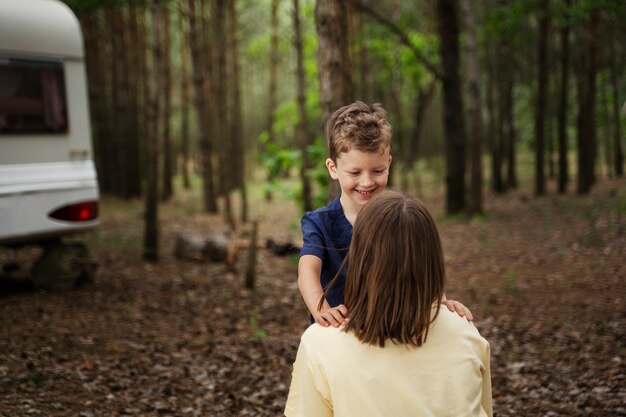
[
  {"xmin": 285, "ymin": 191, "xmax": 492, "ymax": 417},
  {"xmin": 285, "ymin": 306, "xmax": 491, "ymax": 417}
]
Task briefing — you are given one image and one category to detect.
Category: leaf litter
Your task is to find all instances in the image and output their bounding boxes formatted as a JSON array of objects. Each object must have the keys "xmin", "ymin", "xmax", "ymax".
[{"xmin": 1, "ymin": 178, "xmax": 625, "ymax": 416}]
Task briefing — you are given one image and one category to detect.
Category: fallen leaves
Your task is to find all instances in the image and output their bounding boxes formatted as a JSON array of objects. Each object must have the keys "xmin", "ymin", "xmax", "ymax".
[{"xmin": 1, "ymin": 178, "xmax": 625, "ymax": 416}]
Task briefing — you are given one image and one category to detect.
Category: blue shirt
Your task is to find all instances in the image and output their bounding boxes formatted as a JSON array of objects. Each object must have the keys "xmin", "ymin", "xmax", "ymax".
[{"xmin": 300, "ymin": 197, "xmax": 352, "ymax": 309}]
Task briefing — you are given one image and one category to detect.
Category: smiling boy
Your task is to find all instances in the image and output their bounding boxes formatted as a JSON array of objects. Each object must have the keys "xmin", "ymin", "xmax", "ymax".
[{"xmin": 298, "ymin": 102, "xmax": 472, "ymax": 327}]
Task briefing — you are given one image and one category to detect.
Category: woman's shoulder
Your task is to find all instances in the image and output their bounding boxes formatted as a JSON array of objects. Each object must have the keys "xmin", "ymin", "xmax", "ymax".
[
  {"xmin": 301, "ymin": 323, "xmax": 347, "ymax": 349},
  {"xmin": 432, "ymin": 307, "xmax": 489, "ymax": 348},
  {"xmin": 303, "ymin": 322, "xmax": 344, "ymax": 338},
  {"xmin": 432, "ymin": 307, "xmax": 483, "ymax": 337}
]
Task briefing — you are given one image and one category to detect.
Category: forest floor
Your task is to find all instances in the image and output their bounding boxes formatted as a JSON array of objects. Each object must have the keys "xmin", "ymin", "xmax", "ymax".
[{"xmin": 1, "ymin": 176, "xmax": 625, "ymax": 417}]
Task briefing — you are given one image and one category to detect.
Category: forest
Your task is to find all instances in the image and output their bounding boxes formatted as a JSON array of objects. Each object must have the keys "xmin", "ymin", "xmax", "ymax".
[
  {"xmin": 0, "ymin": 0, "xmax": 625, "ymax": 416},
  {"xmin": 61, "ymin": 0, "xmax": 625, "ymax": 258}
]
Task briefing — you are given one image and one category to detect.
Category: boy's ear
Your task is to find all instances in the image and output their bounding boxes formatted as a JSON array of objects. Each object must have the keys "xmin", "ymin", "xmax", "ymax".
[{"xmin": 326, "ymin": 158, "xmax": 339, "ymax": 180}]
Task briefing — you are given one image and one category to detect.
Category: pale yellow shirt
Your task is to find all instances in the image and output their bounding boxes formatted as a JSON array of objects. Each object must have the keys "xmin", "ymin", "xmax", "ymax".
[{"xmin": 285, "ymin": 307, "xmax": 492, "ymax": 417}]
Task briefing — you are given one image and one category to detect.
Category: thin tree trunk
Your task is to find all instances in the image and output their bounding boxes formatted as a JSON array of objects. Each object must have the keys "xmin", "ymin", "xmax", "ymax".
[
  {"xmin": 263, "ymin": 0, "xmax": 280, "ymax": 202},
  {"xmin": 534, "ymin": 0, "xmax": 549, "ymax": 196},
  {"xmin": 608, "ymin": 28, "xmax": 624, "ymax": 177},
  {"xmin": 293, "ymin": 0, "xmax": 314, "ymax": 212},
  {"xmin": 353, "ymin": 11, "xmax": 369, "ymax": 102},
  {"xmin": 188, "ymin": 0, "xmax": 217, "ymax": 212},
  {"xmin": 557, "ymin": 0, "xmax": 571, "ymax": 193},
  {"xmin": 229, "ymin": 0, "xmax": 247, "ymax": 223},
  {"xmin": 600, "ymin": 73, "xmax": 613, "ymax": 177},
  {"xmin": 162, "ymin": 3, "xmax": 173, "ymax": 201},
  {"xmin": 180, "ymin": 3, "xmax": 191, "ymax": 189},
  {"xmin": 548, "ymin": 80, "xmax": 555, "ymax": 179},
  {"xmin": 410, "ymin": 79, "xmax": 437, "ymax": 165},
  {"xmin": 487, "ymin": 45, "xmax": 503, "ymax": 194},
  {"xmin": 109, "ymin": 7, "xmax": 130, "ymax": 198},
  {"xmin": 244, "ymin": 220, "xmax": 258, "ymax": 289},
  {"xmin": 144, "ymin": 0, "xmax": 162, "ymax": 262},
  {"xmin": 268, "ymin": 0, "xmax": 279, "ymax": 137},
  {"xmin": 462, "ymin": 0, "xmax": 483, "ymax": 215},
  {"xmin": 504, "ymin": 69, "xmax": 517, "ymax": 190},
  {"xmin": 138, "ymin": 4, "xmax": 150, "ymax": 190},
  {"xmin": 436, "ymin": 0, "xmax": 466, "ymax": 214},
  {"xmin": 127, "ymin": 1, "xmax": 143, "ymax": 198},
  {"xmin": 577, "ymin": 8, "xmax": 599, "ymax": 194},
  {"xmin": 82, "ymin": 12, "xmax": 110, "ymax": 193},
  {"xmin": 212, "ymin": 0, "xmax": 235, "ymax": 229}
]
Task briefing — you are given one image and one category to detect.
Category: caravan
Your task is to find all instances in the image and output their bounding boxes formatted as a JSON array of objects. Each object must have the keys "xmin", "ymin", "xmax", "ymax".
[{"xmin": 0, "ymin": 0, "xmax": 99, "ymax": 286}]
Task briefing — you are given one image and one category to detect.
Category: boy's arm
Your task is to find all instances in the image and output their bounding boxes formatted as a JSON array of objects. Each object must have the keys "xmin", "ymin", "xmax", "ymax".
[
  {"xmin": 298, "ymin": 255, "xmax": 348, "ymax": 327},
  {"xmin": 442, "ymin": 293, "xmax": 474, "ymax": 321}
]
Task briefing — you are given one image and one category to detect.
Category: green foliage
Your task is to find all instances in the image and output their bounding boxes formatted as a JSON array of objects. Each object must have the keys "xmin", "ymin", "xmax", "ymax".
[
  {"xmin": 567, "ymin": 0, "xmax": 626, "ymax": 24},
  {"xmin": 272, "ymin": 100, "xmax": 299, "ymax": 145},
  {"xmin": 248, "ymin": 309, "xmax": 268, "ymax": 340},
  {"xmin": 483, "ymin": 0, "xmax": 531, "ymax": 37},
  {"xmin": 306, "ymin": 138, "xmax": 330, "ymax": 208},
  {"xmin": 259, "ymin": 135, "xmax": 300, "ymax": 179},
  {"xmin": 246, "ymin": 33, "xmax": 272, "ymax": 61},
  {"xmin": 399, "ymin": 32, "xmax": 439, "ymax": 82},
  {"xmin": 259, "ymin": 129, "xmax": 329, "ymax": 210}
]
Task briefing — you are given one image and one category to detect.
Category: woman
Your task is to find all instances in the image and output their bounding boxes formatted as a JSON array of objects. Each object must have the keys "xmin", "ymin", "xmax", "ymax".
[{"xmin": 285, "ymin": 190, "xmax": 492, "ymax": 417}]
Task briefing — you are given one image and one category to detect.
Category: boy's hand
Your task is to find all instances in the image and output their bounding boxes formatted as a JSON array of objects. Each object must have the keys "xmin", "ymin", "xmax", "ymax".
[
  {"xmin": 315, "ymin": 304, "xmax": 349, "ymax": 328},
  {"xmin": 443, "ymin": 299, "xmax": 474, "ymax": 321}
]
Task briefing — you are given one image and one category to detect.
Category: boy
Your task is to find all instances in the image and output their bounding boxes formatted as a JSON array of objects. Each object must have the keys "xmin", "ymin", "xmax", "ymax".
[{"xmin": 298, "ymin": 101, "xmax": 472, "ymax": 327}]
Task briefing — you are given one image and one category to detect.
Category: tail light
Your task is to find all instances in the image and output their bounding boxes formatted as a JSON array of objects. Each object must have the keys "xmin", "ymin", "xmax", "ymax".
[{"xmin": 48, "ymin": 201, "xmax": 99, "ymax": 222}]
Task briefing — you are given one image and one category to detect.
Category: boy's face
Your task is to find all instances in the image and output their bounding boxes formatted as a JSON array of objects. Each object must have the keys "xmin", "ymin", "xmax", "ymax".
[{"xmin": 326, "ymin": 147, "xmax": 392, "ymax": 214}]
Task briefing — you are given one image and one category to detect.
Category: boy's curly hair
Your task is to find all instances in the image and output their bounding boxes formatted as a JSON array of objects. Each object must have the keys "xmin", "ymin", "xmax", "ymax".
[{"xmin": 326, "ymin": 101, "xmax": 392, "ymax": 161}]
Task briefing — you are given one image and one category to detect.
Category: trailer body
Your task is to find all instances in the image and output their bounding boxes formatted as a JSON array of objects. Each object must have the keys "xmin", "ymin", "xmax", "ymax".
[{"xmin": 0, "ymin": 0, "xmax": 99, "ymax": 246}]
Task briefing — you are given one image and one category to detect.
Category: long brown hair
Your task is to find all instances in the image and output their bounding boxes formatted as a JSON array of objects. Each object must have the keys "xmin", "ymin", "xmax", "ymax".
[{"xmin": 333, "ymin": 190, "xmax": 445, "ymax": 347}]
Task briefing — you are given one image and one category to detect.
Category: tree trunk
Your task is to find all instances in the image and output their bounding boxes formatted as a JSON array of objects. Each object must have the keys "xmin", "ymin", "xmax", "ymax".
[
  {"xmin": 137, "ymin": 3, "xmax": 150, "ymax": 190},
  {"xmin": 462, "ymin": 0, "xmax": 483, "ymax": 215},
  {"xmin": 557, "ymin": 0, "xmax": 571, "ymax": 193},
  {"xmin": 244, "ymin": 221, "xmax": 258, "ymax": 289},
  {"xmin": 212, "ymin": 0, "xmax": 235, "ymax": 229},
  {"xmin": 576, "ymin": 8, "xmax": 599, "ymax": 194},
  {"xmin": 436, "ymin": 0, "xmax": 466, "ymax": 214},
  {"xmin": 486, "ymin": 46, "xmax": 503, "ymax": 194},
  {"xmin": 410, "ymin": 79, "xmax": 437, "ymax": 165},
  {"xmin": 127, "ymin": 1, "xmax": 143, "ymax": 198},
  {"xmin": 608, "ymin": 28, "xmax": 624, "ymax": 177},
  {"xmin": 504, "ymin": 67, "xmax": 517, "ymax": 190},
  {"xmin": 161, "ymin": 3, "xmax": 173, "ymax": 201},
  {"xmin": 534, "ymin": 0, "xmax": 549, "ymax": 196},
  {"xmin": 82, "ymin": 12, "xmax": 110, "ymax": 193},
  {"xmin": 315, "ymin": 0, "xmax": 353, "ymax": 200},
  {"xmin": 144, "ymin": 0, "xmax": 162, "ymax": 262},
  {"xmin": 180, "ymin": 4, "xmax": 192, "ymax": 189},
  {"xmin": 353, "ymin": 11, "xmax": 370, "ymax": 103},
  {"xmin": 293, "ymin": 0, "xmax": 314, "ymax": 212},
  {"xmin": 264, "ymin": 0, "xmax": 280, "ymax": 202},
  {"xmin": 229, "ymin": 0, "xmax": 248, "ymax": 223},
  {"xmin": 601, "ymin": 73, "xmax": 613, "ymax": 177},
  {"xmin": 109, "ymin": 7, "xmax": 132, "ymax": 198},
  {"xmin": 188, "ymin": 0, "xmax": 217, "ymax": 212}
]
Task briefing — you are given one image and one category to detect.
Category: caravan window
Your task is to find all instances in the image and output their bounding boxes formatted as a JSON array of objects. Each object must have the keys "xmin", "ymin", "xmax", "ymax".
[{"xmin": 0, "ymin": 57, "xmax": 68, "ymax": 134}]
